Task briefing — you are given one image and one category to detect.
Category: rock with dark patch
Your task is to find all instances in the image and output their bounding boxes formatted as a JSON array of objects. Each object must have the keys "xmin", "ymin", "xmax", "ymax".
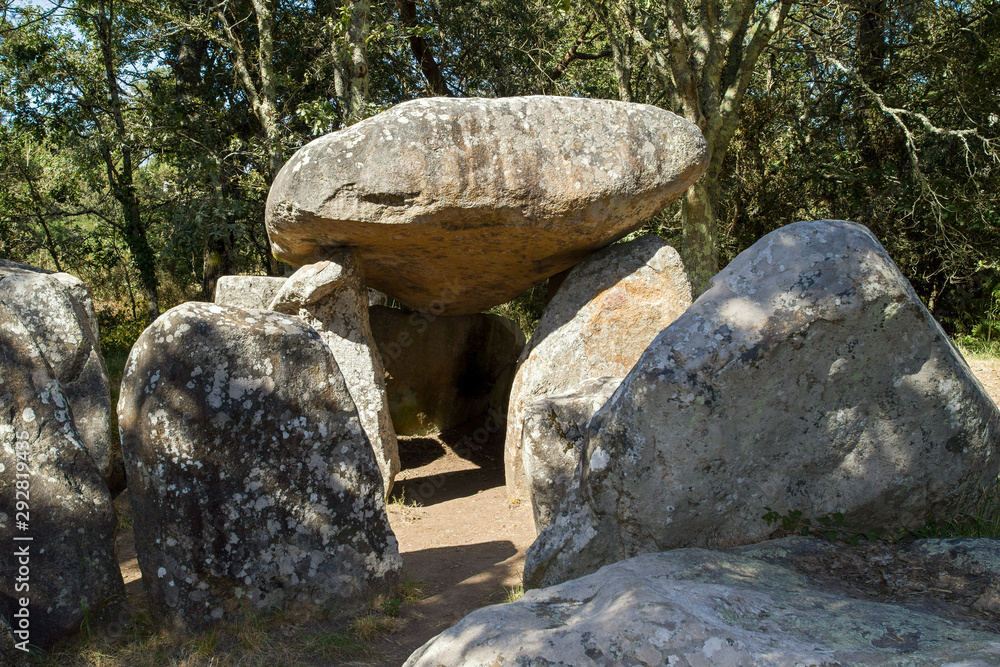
[
  {"xmin": 505, "ymin": 236, "xmax": 691, "ymax": 501},
  {"xmin": 1, "ymin": 619, "xmax": 28, "ymax": 666},
  {"xmin": 369, "ymin": 306, "xmax": 525, "ymax": 436},
  {"xmin": 266, "ymin": 96, "xmax": 708, "ymax": 314},
  {"xmin": 214, "ymin": 275, "xmax": 287, "ymax": 310},
  {"xmin": 0, "ymin": 300, "xmax": 124, "ymax": 649},
  {"xmin": 0, "ymin": 259, "xmax": 117, "ymax": 486},
  {"xmin": 520, "ymin": 377, "xmax": 620, "ymax": 532},
  {"xmin": 525, "ymin": 220, "xmax": 1000, "ymax": 588},
  {"xmin": 406, "ymin": 537, "xmax": 1000, "ymax": 666},
  {"xmin": 269, "ymin": 252, "xmax": 399, "ymax": 496},
  {"xmin": 118, "ymin": 302, "xmax": 401, "ymax": 632}
]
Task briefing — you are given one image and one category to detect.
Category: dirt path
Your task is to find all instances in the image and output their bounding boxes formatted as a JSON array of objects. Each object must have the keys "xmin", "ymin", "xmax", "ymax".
[{"xmin": 362, "ymin": 433, "xmax": 534, "ymax": 665}]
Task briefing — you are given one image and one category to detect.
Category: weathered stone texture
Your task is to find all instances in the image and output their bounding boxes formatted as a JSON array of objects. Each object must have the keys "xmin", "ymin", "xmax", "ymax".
[
  {"xmin": 266, "ymin": 96, "xmax": 708, "ymax": 314},
  {"xmin": 407, "ymin": 537, "xmax": 1000, "ymax": 666},
  {"xmin": 118, "ymin": 302, "xmax": 401, "ymax": 631},
  {"xmin": 520, "ymin": 377, "xmax": 620, "ymax": 532},
  {"xmin": 0, "ymin": 259, "xmax": 115, "ymax": 485},
  {"xmin": 214, "ymin": 275, "xmax": 287, "ymax": 310},
  {"xmin": 269, "ymin": 252, "xmax": 399, "ymax": 496},
  {"xmin": 0, "ymin": 300, "xmax": 124, "ymax": 649},
  {"xmin": 526, "ymin": 220, "xmax": 1000, "ymax": 588},
  {"xmin": 505, "ymin": 235, "xmax": 691, "ymax": 501},
  {"xmin": 369, "ymin": 306, "xmax": 525, "ymax": 436}
]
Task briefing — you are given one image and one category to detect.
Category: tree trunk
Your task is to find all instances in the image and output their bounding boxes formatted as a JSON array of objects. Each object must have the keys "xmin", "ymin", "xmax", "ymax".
[
  {"xmin": 95, "ymin": 0, "xmax": 159, "ymax": 321},
  {"xmin": 681, "ymin": 176, "xmax": 720, "ymax": 294},
  {"xmin": 251, "ymin": 0, "xmax": 283, "ymax": 179},
  {"xmin": 347, "ymin": 0, "xmax": 370, "ymax": 120},
  {"xmin": 395, "ymin": 0, "xmax": 450, "ymax": 96}
]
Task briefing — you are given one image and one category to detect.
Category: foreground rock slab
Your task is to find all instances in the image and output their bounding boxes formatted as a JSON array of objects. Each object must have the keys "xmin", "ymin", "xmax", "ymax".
[
  {"xmin": 270, "ymin": 253, "xmax": 399, "ymax": 496},
  {"xmin": 118, "ymin": 302, "xmax": 401, "ymax": 631},
  {"xmin": 266, "ymin": 96, "xmax": 708, "ymax": 314},
  {"xmin": 0, "ymin": 259, "xmax": 116, "ymax": 486},
  {"xmin": 526, "ymin": 220, "xmax": 1000, "ymax": 587},
  {"xmin": 370, "ymin": 306, "xmax": 524, "ymax": 436},
  {"xmin": 407, "ymin": 537, "xmax": 1000, "ymax": 666},
  {"xmin": 505, "ymin": 235, "xmax": 691, "ymax": 504},
  {"xmin": 0, "ymin": 299, "xmax": 124, "ymax": 649}
]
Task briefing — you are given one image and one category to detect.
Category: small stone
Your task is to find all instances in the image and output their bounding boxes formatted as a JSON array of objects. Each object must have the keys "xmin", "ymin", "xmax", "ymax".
[{"xmin": 214, "ymin": 275, "xmax": 287, "ymax": 310}]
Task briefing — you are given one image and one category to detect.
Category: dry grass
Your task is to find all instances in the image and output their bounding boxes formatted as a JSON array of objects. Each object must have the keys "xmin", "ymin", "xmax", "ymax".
[{"xmin": 34, "ymin": 583, "xmax": 426, "ymax": 667}]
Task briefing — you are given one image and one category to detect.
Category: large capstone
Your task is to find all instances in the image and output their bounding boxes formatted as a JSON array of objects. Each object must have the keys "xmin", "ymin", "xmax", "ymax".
[
  {"xmin": 525, "ymin": 220, "xmax": 1000, "ymax": 588},
  {"xmin": 0, "ymin": 259, "xmax": 117, "ymax": 487},
  {"xmin": 118, "ymin": 302, "xmax": 401, "ymax": 631},
  {"xmin": 266, "ymin": 96, "xmax": 708, "ymax": 314},
  {"xmin": 505, "ymin": 235, "xmax": 691, "ymax": 504},
  {"xmin": 269, "ymin": 252, "xmax": 400, "ymax": 496},
  {"xmin": 407, "ymin": 537, "xmax": 1000, "ymax": 666},
  {"xmin": 369, "ymin": 306, "xmax": 525, "ymax": 436},
  {"xmin": 0, "ymin": 298, "xmax": 124, "ymax": 649}
]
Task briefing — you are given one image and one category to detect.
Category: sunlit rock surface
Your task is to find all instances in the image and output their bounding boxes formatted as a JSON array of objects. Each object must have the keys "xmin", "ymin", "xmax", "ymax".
[
  {"xmin": 526, "ymin": 220, "xmax": 1000, "ymax": 587},
  {"xmin": 214, "ymin": 275, "xmax": 287, "ymax": 310},
  {"xmin": 504, "ymin": 235, "xmax": 691, "ymax": 505},
  {"xmin": 270, "ymin": 252, "xmax": 399, "ymax": 496},
  {"xmin": 0, "ymin": 259, "xmax": 116, "ymax": 486},
  {"xmin": 408, "ymin": 537, "xmax": 1000, "ymax": 666},
  {"xmin": 266, "ymin": 96, "xmax": 708, "ymax": 314},
  {"xmin": 118, "ymin": 302, "xmax": 400, "ymax": 631}
]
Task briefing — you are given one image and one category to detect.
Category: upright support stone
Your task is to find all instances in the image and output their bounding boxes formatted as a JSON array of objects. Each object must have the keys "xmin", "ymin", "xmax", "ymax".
[
  {"xmin": 118, "ymin": 303, "xmax": 401, "ymax": 631},
  {"xmin": 0, "ymin": 259, "xmax": 117, "ymax": 488},
  {"xmin": 270, "ymin": 250, "xmax": 399, "ymax": 496},
  {"xmin": 505, "ymin": 236, "xmax": 692, "ymax": 503},
  {"xmin": 0, "ymin": 301, "xmax": 124, "ymax": 649}
]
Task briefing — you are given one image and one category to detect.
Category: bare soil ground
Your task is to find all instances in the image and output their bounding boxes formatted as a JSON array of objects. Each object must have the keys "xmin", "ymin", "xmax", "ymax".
[
  {"xmin": 106, "ymin": 355, "xmax": 1000, "ymax": 666},
  {"xmin": 111, "ymin": 426, "xmax": 532, "ymax": 666}
]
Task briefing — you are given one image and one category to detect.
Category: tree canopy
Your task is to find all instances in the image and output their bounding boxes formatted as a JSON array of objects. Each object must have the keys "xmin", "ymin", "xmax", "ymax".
[{"xmin": 1, "ymin": 0, "xmax": 998, "ymax": 340}]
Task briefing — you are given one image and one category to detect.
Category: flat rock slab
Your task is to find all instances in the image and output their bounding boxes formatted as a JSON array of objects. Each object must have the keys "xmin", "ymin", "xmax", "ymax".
[
  {"xmin": 525, "ymin": 220, "xmax": 1000, "ymax": 588},
  {"xmin": 406, "ymin": 537, "xmax": 1000, "ymax": 666},
  {"xmin": 118, "ymin": 302, "xmax": 401, "ymax": 631},
  {"xmin": 266, "ymin": 96, "xmax": 708, "ymax": 314},
  {"xmin": 214, "ymin": 275, "xmax": 287, "ymax": 310}
]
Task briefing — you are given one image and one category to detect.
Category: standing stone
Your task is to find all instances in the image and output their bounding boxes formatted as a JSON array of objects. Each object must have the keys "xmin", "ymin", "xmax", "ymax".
[
  {"xmin": 369, "ymin": 307, "xmax": 525, "ymax": 436},
  {"xmin": 520, "ymin": 377, "xmax": 620, "ymax": 532},
  {"xmin": 0, "ymin": 259, "xmax": 116, "ymax": 486},
  {"xmin": 408, "ymin": 537, "xmax": 1000, "ymax": 666},
  {"xmin": 525, "ymin": 220, "xmax": 1000, "ymax": 588},
  {"xmin": 0, "ymin": 301, "xmax": 124, "ymax": 649},
  {"xmin": 118, "ymin": 302, "xmax": 401, "ymax": 631},
  {"xmin": 266, "ymin": 96, "xmax": 709, "ymax": 314},
  {"xmin": 505, "ymin": 236, "xmax": 691, "ymax": 502},
  {"xmin": 214, "ymin": 275, "xmax": 287, "ymax": 310},
  {"xmin": 269, "ymin": 251, "xmax": 399, "ymax": 496}
]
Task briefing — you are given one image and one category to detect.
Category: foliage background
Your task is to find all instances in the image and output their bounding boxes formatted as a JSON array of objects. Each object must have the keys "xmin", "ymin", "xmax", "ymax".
[{"xmin": 1, "ymin": 0, "xmax": 998, "ymax": 346}]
